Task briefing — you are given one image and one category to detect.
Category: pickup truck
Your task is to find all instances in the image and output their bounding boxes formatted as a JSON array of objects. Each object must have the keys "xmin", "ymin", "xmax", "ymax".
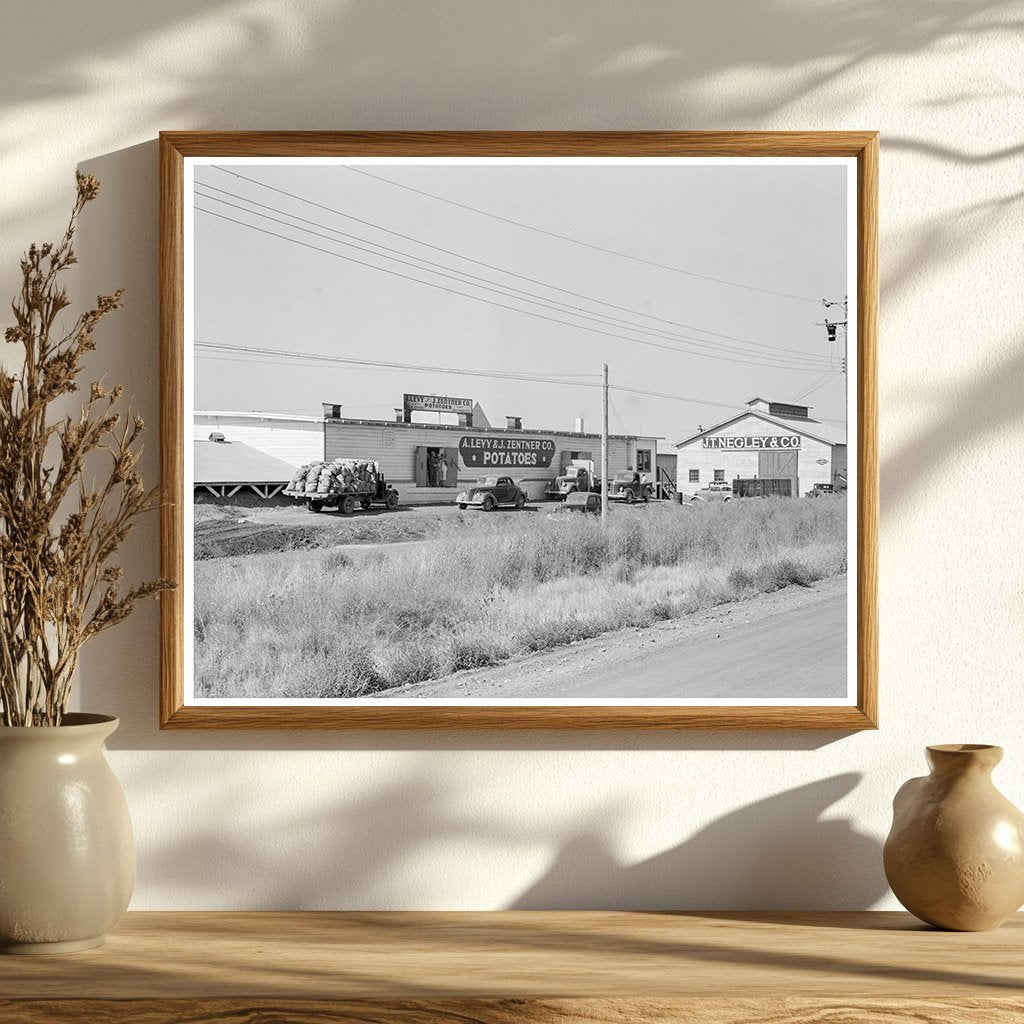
[
  {"xmin": 607, "ymin": 471, "xmax": 653, "ymax": 504},
  {"xmin": 545, "ymin": 462, "xmax": 599, "ymax": 502},
  {"xmin": 284, "ymin": 458, "xmax": 399, "ymax": 514}
]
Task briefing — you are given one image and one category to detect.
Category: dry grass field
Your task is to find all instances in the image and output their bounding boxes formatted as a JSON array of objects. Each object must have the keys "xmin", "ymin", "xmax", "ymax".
[{"xmin": 193, "ymin": 499, "xmax": 847, "ymax": 699}]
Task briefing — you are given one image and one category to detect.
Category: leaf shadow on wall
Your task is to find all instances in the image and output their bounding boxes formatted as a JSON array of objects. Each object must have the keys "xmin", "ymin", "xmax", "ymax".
[
  {"xmin": 511, "ymin": 773, "xmax": 887, "ymax": 910},
  {"xmin": 882, "ymin": 335, "xmax": 1024, "ymax": 511},
  {"xmin": 131, "ymin": 759, "xmax": 886, "ymax": 911},
  {"xmin": 1, "ymin": 0, "xmax": 1019, "ymax": 247}
]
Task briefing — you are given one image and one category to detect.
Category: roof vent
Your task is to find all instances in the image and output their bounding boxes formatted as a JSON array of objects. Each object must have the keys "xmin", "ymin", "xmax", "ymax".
[
  {"xmin": 767, "ymin": 402, "xmax": 809, "ymax": 419},
  {"xmin": 506, "ymin": 415, "xmax": 522, "ymax": 431},
  {"xmin": 208, "ymin": 431, "xmax": 227, "ymax": 443}
]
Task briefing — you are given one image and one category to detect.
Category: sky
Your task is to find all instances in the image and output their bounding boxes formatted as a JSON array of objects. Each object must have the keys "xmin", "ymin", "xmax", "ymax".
[{"xmin": 191, "ymin": 158, "xmax": 851, "ymax": 449}]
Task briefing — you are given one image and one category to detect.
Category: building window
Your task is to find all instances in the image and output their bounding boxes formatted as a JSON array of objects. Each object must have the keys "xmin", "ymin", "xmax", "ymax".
[
  {"xmin": 689, "ymin": 469, "xmax": 699, "ymax": 483},
  {"xmin": 714, "ymin": 469, "xmax": 725, "ymax": 482},
  {"xmin": 637, "ymin": 449, "xmax": 651, "ymax": 472}
]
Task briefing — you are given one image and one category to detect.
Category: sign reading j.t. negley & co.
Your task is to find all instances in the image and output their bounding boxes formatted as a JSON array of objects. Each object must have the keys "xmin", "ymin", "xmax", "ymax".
[
  {"xmin": 459, "ymin": 436, "xmax": 556, "ymax": 468},
  {"xmin": 702, "ymin": 435, "xmax": 801, "ymax": 450}
]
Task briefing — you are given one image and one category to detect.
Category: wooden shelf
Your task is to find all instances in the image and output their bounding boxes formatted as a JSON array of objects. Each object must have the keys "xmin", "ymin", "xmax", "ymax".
[{"xmin": 1, "ymin": 911, "xmax": 1021, "ymax": 1022}]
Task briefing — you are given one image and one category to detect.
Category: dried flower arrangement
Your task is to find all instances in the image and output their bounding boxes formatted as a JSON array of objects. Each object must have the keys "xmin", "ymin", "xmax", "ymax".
[{"xmin": 0, "ymin": 174, "xmax": 171, "ymax": 726}]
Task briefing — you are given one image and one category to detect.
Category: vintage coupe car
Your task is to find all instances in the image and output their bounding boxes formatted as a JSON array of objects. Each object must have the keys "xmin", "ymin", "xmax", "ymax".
[
  {"xmin": 690, "ymin": 481, "xmax": 734, "ymax": 502},
  {"xmin": 457, "ymin": 475, "xmax": 527, "ymax": 511}
]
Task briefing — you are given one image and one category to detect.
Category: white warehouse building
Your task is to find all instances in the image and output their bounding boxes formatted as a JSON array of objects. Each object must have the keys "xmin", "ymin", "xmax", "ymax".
[
  {"xmin": 674, "ymin": 397, "xmax": 846, "ymax": 498},
  {"xmin": 193, "ymin": 411, "xmax": 323, "ymax": 468}
]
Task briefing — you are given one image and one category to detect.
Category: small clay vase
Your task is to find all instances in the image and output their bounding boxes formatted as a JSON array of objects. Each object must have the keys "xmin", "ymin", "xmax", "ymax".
[
  {"xmin": 0, "ymin": 714, "xmax": 135, "ymax": 953},
  {"xmin": 884, "ymin": 744, "xmax": 1024, "ymax": 931}
]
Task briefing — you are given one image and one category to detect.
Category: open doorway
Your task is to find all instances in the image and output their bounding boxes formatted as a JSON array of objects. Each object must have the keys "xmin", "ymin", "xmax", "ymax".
[{"xmin": 414, "ymin": 446, "xmax": 459, "ymax": 487}]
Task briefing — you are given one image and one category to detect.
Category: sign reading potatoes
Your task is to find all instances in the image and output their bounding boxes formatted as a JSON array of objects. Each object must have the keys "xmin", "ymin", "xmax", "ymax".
[{"xmin": 459, "ymin": 436, "xmax": 556, "ymax": 468}]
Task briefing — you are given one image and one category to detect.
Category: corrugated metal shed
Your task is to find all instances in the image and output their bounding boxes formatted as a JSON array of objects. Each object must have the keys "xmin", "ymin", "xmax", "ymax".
[{"xmin": 194, "ymin": 440, "xmax": 297, "ymax": 485}]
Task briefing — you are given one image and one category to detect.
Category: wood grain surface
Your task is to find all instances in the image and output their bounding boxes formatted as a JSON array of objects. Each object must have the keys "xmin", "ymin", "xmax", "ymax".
[
  {"xmin": 159, "ymin": 130, "xmax": 879, "ymax": 731},
  {"xmin": 3, "ymin": 997, "xmax": 1023, "ymax": 1024},
  {"xmin": 0, "ymin": 911, "xmax": 1019, "ymax": 1022}
]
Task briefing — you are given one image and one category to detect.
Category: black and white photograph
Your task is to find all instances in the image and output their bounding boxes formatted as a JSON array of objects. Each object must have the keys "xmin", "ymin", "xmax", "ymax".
[{"xmin": 180, "ymin": 151, "xmax": 862, "ymax": 712}]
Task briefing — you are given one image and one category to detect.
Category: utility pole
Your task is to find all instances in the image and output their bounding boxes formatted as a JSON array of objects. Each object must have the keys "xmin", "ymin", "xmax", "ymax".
[
  {"xmin": 818, "ymin": 296, "xmax": 849, "ymax": 427},
  {"xmin": 601, "ymin": 363, "xmax": 609, "ymax": 527}
]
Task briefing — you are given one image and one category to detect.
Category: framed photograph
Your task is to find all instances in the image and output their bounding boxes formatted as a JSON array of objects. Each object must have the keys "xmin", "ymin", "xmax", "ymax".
[{"xmin": 160, "ymin": 131, "xmax": 877, "ymax": 729}]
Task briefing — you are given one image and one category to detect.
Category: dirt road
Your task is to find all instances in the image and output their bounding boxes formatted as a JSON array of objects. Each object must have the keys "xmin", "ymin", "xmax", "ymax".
[
  {"xmin": 384, "ymin": 575, "xmax": 848, "ymax": 700},
  {"xmin": 193, "ymin": 499, "xmax": 550, "ymax": 559}
]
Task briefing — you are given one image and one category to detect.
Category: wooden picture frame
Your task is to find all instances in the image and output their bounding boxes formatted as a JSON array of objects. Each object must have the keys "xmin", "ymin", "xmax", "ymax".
[{"xmin": 160, "ymin": 131, "xmax": 877, "ymax": 730}]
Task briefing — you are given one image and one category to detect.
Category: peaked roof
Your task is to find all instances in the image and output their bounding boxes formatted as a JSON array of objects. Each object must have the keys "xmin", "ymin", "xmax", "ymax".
[
  {"xmin": 674, "ymin": 409, "xmax": 846, "ymax": 449},
  {"xmin": 471, "ymin": 402, "xmax": 492, "ymax": 428},
  {"xmin": 194, "ymin": 440, "xmax": 298, "ymax": 484}
]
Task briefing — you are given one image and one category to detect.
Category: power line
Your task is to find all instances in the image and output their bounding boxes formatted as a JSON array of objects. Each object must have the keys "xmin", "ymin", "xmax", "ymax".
[
  {"xmin": 340, "ymin": 165, "xmax": 827, "ymax": 304},
  {"xmin": 610, "ymin": 384, "xmax": 748, "ymax": 414},
  {"xmin": 206, "ymin": 170, "xmax": 829, "ymax": 360},
  {"xmin": 198, "ymin": 340, "xmax": 846, "ymax": 424},
  {"xmin": 198, "ymin": 181, "xmax": 830, "ymax": 366},
  {"xmin": 613, "ymin": 382, "xmax": 846, "ymax": 425},
  {"xmin": 791, "ymin": 368, "xmax": 840, "ymax": 402},
  {"xmin": 195, "ymin": 204, "xmax": 829, "ymax": 373},
  {"xmin": 196, "ymin": 185, "xmax": 830, "ymax": 370},
  {"xmin": 607, "ymin": 392, "xmax": 629, "ymax": 435},
  {"xmin": 195, "ymin": 341, "xmax": 603, "ymax": 389},
  {"xmin": 196, "ymin": 352, "xmax": 598, "ymax": 380}
]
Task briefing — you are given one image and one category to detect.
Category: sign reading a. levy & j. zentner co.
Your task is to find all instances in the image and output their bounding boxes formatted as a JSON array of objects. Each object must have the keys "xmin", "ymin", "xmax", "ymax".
[
  {"xmin": 404, "ymin": 393, "xmax": 473, "ymax": 414},
  {"xmin": 459, "ymin": 435, "xmax": 556, "ymax": 468},
  {"xmin": 703, "ymin": 435, "xmax": 802, "ymax": 450}
]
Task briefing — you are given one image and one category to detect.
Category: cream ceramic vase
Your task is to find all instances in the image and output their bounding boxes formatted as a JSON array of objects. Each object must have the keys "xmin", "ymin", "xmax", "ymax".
[
  {"xmin": 884, "ymin": 744, "xmax": 1024, "ymax": 931},
  {"xmin": 0, "ymin": 713, "xmax": 135, "ymax": 953}
]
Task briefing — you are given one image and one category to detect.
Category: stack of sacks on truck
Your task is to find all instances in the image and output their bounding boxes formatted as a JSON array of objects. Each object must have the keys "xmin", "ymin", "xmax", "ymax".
[{"xmin": 288, "ymin": 459, "xmax": 378, "ymax": 495}]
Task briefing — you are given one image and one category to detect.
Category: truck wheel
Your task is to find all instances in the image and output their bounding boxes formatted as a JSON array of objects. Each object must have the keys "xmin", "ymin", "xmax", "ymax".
[
  {"xmin": 308, "ymin": 500, "xmax": 324, "ymax": 514},
  {"xmin": 458, "ymin": 503, "xmax": 467, "ymax": 511},
  {"xmin": 341, "ymin": 495, "xmax": 356, "ymax": 515},
  {"xmin": 625, "ymin": 490, "xmax": 635, "ymax": 505},
  {"xmin": 386, "ymin": 491, "xmax": 399, "ymax": 510},
  {"xmin": 482, "ymin": 496, "xmax": 496, "ymax": 512},
  {"xmin": 515, "ymin": 492, "xmax": 526, "ymax": 509}
]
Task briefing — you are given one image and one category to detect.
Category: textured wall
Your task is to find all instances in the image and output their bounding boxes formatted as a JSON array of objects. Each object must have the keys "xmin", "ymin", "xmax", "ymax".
[{"xmin": 1, "ymin": 0, "xmax": 1021, "ymax": 910}]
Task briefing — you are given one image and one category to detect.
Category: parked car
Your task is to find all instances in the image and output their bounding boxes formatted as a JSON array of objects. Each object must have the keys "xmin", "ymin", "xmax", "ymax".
[
  {"xmin": 457, "ymin": 475, "xmax": 527, "ymax": 511},
  {"xmin": 690, "ymin": 481, "xmax": 733, "ymax": 502},
  {"xmin": 549, "ymin": 491, "xmax": 602, "ymax": 515},
  {"xmin": 806, "ymin": 482, "xmax": 835, "ymax": 498},
  {"xmin": 607, "ymin": 471, "xmax": 653, "ymax": 504}
]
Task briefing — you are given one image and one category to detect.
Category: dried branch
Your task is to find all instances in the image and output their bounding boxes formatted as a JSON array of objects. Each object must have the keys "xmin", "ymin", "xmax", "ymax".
[{"xmin": 0, "ymin": 173, "xmax": 174, "ymax": 726}]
